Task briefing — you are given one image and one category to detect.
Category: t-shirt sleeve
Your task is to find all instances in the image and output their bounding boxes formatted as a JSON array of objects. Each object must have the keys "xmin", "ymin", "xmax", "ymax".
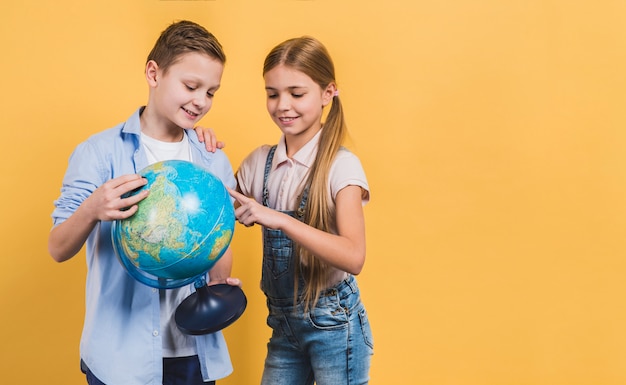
[
  {"xmin": 329, "ymin": 149, "xmax": 370, "ymax": 205},
  {"xmin": 235, "ymin": 145, "xmax": 271, "ymax": 202}
]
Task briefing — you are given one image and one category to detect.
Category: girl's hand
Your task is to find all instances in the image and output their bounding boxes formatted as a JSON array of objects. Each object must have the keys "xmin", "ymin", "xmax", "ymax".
[
  {"xmin": 227, "ymin": 187, "xmax": 285, "ymax": 229},
  {"xmin": 84, "ymin": 174, "xmax": 149, "ymax": 221},
  {"xmin": 193, "ymin": 125, "xmax": 225, "ymax": 153}
]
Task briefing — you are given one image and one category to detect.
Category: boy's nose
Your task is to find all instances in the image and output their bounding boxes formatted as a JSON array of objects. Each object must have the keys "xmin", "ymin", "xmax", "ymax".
[{"xmin": 193, "ymin": 94, "xmax": 208, "ymax": 109}]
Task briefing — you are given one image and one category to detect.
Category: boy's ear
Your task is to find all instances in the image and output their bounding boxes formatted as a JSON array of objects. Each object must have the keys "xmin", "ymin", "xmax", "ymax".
[{"xmin": 145, "ymin": 60, "xmax": 159, "ymax": 87}]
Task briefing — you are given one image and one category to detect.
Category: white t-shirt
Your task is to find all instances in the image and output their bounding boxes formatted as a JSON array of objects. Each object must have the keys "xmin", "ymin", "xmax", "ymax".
[{"xmin": 141, "ymin": 131, "xmax": 196, "ymax": 358}]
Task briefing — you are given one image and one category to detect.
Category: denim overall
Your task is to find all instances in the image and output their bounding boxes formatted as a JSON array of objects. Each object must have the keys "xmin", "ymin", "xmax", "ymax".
[{"xmin": 260, "ymin": 146, "xmax": 374, "ymax": 385}]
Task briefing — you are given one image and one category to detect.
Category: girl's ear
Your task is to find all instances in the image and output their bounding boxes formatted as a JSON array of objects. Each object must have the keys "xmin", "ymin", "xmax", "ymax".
[
  {"xmin": 145, "ymin": 60, "xmax": 159, "ymax": 87},
  {"xmin": 321, "ymin": 82, "xmax": 337, "ymax": 107}
]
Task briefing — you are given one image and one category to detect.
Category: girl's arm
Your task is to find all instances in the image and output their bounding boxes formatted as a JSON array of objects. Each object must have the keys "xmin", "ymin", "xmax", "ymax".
[{"xmin": 228, "ymin": 185, "xmax": 366, "ymax": 275}]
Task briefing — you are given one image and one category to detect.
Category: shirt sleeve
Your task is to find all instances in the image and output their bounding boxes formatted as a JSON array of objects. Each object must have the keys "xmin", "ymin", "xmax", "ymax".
[
  {"xmin": 236, "ymin": 145, "xmax": 271, "ymax": 202},
  {"xmin": 51, "ymin": 140, "xmax": 109, "ymax": 226},
  {"xmin": 208, "ymin": 150, "xmax": 237, "ymax": 191},
  {"xmin": 186, "ymin": 130, "xmax": 236, "ymax": 191},
  {"xmin": 329, "ymin": 149, "xmax": 370, "ymax": 205}
]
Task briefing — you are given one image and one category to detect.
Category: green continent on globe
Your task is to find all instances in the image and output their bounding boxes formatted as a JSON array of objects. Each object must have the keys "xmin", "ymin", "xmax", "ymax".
[
  {"xmin": 121, "ymin": 173, "xmax": 186, "ymax": 266},
  {"xmin": 208, "ymin": 227, "xmax": 233, "ymax": 260}
]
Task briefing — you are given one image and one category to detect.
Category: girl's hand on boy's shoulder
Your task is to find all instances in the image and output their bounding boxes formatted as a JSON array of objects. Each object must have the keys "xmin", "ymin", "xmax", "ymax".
[{"xmin": 193, "ymin": 125, "xmax": 225, "ymax": 153}]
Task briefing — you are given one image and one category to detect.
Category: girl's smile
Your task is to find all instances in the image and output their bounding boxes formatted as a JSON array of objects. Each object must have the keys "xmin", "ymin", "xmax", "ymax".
[{"xmin": 264, "ymin": 64, "xmax": 333, "ymax": 152}]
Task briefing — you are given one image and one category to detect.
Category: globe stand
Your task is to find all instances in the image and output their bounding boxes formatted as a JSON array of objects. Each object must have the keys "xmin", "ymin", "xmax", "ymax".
[{"xmin": 175, "ymin": 276, "xmax": 247, "ymax": 335}]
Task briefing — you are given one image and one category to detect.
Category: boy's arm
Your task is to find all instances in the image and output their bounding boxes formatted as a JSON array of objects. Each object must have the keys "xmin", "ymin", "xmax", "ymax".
[
  {"xmin": 207, "ymin": 247, "xmax": 241, "ymax": 287},
  {"xmin": 48, "ymin": 174, "xmax": 149, "ymax": 262},
  {"xmin": 49, "ymin": 205, "xmax": 100, "ymax": 263}
]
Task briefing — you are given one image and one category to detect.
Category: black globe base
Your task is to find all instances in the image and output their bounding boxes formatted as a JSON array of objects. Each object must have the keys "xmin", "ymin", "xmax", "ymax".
[{"xmin": 175, "ymin": 283, "xmax": 247, "ymax": 335}]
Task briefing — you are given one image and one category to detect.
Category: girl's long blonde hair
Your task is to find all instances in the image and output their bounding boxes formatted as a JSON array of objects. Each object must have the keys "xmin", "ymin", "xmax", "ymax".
[{"xmin": 263, "ymin": 37, "xmax": 347, "ymax": 311}]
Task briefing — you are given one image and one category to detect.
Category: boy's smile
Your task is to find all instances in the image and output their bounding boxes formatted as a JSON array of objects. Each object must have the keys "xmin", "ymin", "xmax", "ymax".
[{"xmin": 143, "ymin": 52, "xmax": 224, "ymax": 140}]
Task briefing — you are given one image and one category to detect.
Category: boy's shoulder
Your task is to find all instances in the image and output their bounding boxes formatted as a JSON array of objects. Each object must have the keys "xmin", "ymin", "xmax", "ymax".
[
  {"xmin": 88, "ymin": 121, "xmax": 126, "ymax": 140},
  {"xmin": 83, "ymin": 109, "xmax": 142, "ymax": 145}
]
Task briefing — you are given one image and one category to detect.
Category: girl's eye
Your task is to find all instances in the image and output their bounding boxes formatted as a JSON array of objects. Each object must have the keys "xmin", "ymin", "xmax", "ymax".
[
  {"xmin": 206, "ymin": 92, "xmax": 215, "ymax": 98},
  {"xmin": 267, "ymin": 94, "xmax": 278, "ymax": 99},
  {"xmin": 186, "ymin": 84, "xmax": 196, "ymax": 91},
  {"xmin": 292, "ymin": 93, "xmax": 303, "ymax": 98}
]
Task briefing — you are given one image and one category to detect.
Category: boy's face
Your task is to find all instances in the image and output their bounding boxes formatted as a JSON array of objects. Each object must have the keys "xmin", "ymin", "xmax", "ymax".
[{"xmin": 149, "ymin": 52, "xmax": 224, "ymax": 130}]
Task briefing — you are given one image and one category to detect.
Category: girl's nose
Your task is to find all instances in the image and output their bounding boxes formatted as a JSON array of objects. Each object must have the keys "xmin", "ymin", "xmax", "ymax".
[{"xmin": 277, "ymin": 95, "xmax": 290, "ymax": 111}]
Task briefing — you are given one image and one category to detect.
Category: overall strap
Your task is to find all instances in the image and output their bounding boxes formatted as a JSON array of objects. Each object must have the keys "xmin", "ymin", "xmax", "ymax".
[
  {"xmin": 261, "ymin": 145, "xmax": 309, "ymax": 220},
  {"xmin": 295, "ymin": 184, "xmax": 309, "ymax": 221},
  {"xmin": 262, "ymin": 145, "xmax": 277, "ymax": 207}
]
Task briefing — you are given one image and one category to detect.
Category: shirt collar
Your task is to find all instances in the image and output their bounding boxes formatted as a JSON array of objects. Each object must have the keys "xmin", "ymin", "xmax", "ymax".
[
  {"xmin": 273, "ymin": 130, "xmax": 321, "ymax": 171},
  {"xmin": 121, "ymin": 106, "xmax": 144, "ymax": 135}
]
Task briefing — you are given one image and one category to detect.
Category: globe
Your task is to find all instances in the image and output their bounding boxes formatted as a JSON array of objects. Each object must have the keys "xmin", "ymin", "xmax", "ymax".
[
  {"xmin": 111, "ymin": 159, "xmax": 246, "ymax": 334},
  {"xmin": 111, "ymin": 159, "xmax": 235, "ymax": 289}
]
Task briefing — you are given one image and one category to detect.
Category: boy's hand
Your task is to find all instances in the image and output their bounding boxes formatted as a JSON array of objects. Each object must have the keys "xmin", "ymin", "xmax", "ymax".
[
  {"xmin": 208, "ymin": 277, "xmax": 242, "ymax": 287},
  {"xmin": 48, "ymin": 174, "xmax": 149, "ymax": 263},
  {"xmin": 84, "ymin": 174, "xmax": 149, "ymax": 221},
  {"xmin": 193, "ymin": 125, "xmax": 225, "ymax": 153}
]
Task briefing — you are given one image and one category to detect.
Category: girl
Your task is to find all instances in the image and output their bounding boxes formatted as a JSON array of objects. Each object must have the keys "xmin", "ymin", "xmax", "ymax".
[{"xmin": 229, "ymin": 36, "xmax": 374, "ymax": 385}]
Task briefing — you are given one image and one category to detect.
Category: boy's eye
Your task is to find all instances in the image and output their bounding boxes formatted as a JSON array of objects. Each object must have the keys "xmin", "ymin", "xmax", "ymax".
[
  {"xmin": 206, "ymin": 91, "xmax": 215, "ymax": 98},
  {"xmin": 185, "ymin": 84, "xmax": 196, "ymax": 91},
  {"xmin": 267, "ymin": 93, "xmax": 278, "ymax": 99},
  {"xmin": 292, "ymin": 93, "xmax": 303, "ymax": 98}
]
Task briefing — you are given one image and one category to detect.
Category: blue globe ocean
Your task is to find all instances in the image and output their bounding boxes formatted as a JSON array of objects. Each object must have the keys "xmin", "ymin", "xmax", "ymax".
[{"xmin": 112, "ymin": 160, "xmax": 235, "ymax": 289}]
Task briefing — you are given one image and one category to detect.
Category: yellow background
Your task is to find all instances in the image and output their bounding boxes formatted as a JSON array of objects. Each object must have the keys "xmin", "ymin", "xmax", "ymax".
[{"xmin": 1, "ymin": 0, "xmax": 625, "ymax": 384}]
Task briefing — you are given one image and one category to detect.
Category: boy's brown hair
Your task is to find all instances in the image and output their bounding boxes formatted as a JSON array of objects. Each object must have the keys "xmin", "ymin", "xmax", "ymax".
[{"xmin": 147, "ymin": 20, "xmax": 226, "ymax": 73}]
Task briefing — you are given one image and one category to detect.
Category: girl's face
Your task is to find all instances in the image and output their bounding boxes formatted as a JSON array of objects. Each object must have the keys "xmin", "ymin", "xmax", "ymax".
[
  {"xmin": 264, "ymin": 64, "xmax": 334, "ymax": 146},
  {"xmin": 148, "ymin": 52, "xmax": 223, "ymax": 131}
]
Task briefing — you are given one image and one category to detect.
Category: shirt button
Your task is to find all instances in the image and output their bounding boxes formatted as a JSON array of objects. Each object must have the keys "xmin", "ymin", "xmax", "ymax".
[
  {"xmin": 152, "ymin": 288, "xmax": 158, "ymax": 293},
  {"xmin": 152, "ymin": 330, "xmax": 159, "ymax": 337}
]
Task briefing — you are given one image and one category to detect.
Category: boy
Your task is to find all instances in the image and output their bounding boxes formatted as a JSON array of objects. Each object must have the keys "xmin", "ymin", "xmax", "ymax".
[{"xmin": 48, "ymin": 20, "xmax": 237, "ymax": 385}]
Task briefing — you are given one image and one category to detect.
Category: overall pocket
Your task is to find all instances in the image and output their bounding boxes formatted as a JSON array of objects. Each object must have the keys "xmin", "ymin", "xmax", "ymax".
[{"xmin": 263, "ymin": 228, "xmax": 292, "ymax": 279}]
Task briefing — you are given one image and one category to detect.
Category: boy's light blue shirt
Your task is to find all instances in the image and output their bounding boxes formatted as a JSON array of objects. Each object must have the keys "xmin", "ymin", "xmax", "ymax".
[{"xmin": 51, "ymin": 107, "xmax": 236, "ymax": 385}]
